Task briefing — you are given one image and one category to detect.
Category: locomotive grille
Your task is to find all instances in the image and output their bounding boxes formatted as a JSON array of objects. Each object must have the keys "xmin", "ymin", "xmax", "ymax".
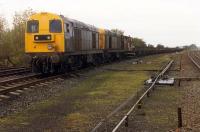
[{"xmin": 34, "ymin": 35, "xmax": 51, "ymax": 41}]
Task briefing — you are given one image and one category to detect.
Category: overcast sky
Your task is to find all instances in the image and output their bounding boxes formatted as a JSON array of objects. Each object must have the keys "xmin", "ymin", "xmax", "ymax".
[{"xmin": 0, "ymin": 0, "xmax": 200, "ymax": 47}]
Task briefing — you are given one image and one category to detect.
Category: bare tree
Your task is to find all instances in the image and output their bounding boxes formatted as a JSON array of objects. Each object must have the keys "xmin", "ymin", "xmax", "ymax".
[
  {"xmin": 156, "ymin": 44, "xmax": 165, "ymax": 49},
  {"xmin": 0, "ymin": 9, "xmax": 35, "ymax": 66},
  {"xmin": 147, "ymin": 44, "xmax": 154, "ymax": 48},
  {"xmin": 12, "ymin": 8, "xmax": 35, "ymax": 52},
  {"xmin": 0, "ymin": 16, "xmax": 12, "ymax": 66},
  {"xmin": 132, "ymin": 37, "xmax": 147, "ymax": 48},
  {"xmin": 0, "ymin": 15, "xmax": 6, "ymax": 45},
  {"xmin": 111, "ymin": 29, "xmax": 124, "ymax": 35}
]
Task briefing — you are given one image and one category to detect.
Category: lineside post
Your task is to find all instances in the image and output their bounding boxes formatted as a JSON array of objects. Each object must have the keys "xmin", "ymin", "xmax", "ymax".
[
  {"xmin": 125, "ymin": 116, "xmax": 129, "ymax": 127},
  {"xmin": 178, "ymin": 79, "xmax": 181, "ymax": 87},
  {"xmin": 180, "ymin": 54, "xmax": 182, "ymax": 70},
  {"xmin": 147, "ymin": 91, "xmax": 150, "ymax": 97},
  {"xmin": 178, "ymin": 107, "xmax": 182, "ymax": 128},
  {"xmin": 138, "ymin": 100, "xmax": 142, "ymax": 109}
]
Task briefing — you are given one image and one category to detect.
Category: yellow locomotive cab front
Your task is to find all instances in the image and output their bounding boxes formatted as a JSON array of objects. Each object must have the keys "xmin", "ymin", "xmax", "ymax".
[{"xmin": 25, "ymin": 12, "xmax": 65, "ymax": 53}]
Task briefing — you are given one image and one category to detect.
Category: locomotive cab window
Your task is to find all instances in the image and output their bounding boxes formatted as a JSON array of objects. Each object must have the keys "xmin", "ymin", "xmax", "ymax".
[
  {"xmin": 49, "ymin": 20, "xmax": 62, "ymax": 33},
  {"xmin": 64, "ymin": 23, "xmax": 70, "ymax": 33},
  {"xmin": 27, "ymin": 20, "xmax": 39, "ymax": 33}
]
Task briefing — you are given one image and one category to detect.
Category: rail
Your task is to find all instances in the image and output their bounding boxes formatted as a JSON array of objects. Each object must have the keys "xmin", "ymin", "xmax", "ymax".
[
  {"xmin": 0, "ymin": 73, "xmax": 40, "ymax": 85},
  {"xmin": 0, "ymin": 74, "xmax": 62, "ymax": 95},
  {"xmin": 112, "ymin": 60, "xmax": 174, "ymax": 132},
  {"xmin": 0, "ymin": 67, "xmax": 31, "ymax": 77},
  {"xmin": 0, "ymin": 67, "xmax": 29, "ymax": 73},
  {"xmin": 188, "ymin": 52, "xmax": 200, "ymax": 70}
]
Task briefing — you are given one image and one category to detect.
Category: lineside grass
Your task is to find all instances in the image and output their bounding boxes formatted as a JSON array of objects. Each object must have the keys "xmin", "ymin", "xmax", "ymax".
[
  {"xmin": 0, "ymin": 54, "xmax": 172, "ymax": 131},
  {"xmin": 130, "ymin": 86, "xmax": 183, "ymax": 131},
  {"xmin": 63, "ymin": 71, "xmax": 148, "ymax": 131},
  {"xmin": 109, "ymin": 54, "xmax": 172, "ymax": 70},
  {"xmin": 0, "ymin": 71, "xmax": 149, "ymax": 131}
]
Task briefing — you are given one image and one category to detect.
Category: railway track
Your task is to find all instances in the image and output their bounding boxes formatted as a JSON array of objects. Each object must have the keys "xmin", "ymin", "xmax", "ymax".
[
  {"xmin": 0, "ymin": 66, "xmax": 17, "ymax": 70},
  {"xmin": 0, "ymin": 59, "xmax": 126, "ymax": 102},
  {"xmin": 175, "ymin": 51, "xmax": 200, "ymax": 131},
  {"xmin": 188, "ymin": 51, "xmax": 200, "ymax": 70},
  {"xmin": 92, "ymin": 60, "xmax": 174, "ymax": 132},
  {"xmin": 0, "ymin": 67, "xmax": 31, "ymax": 77},
  {"xmin": 0, "ymin": 65, "xmax": 94, "ymax": 102},
  {"xmin": 0, "ymin": 73, "xmax": 64, "ymax": 102}
]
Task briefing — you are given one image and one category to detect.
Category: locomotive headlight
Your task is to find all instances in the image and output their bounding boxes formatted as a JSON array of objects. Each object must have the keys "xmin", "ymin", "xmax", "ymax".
[
  {"xmin": 47, "ymin": 44, "xmax": 54, "ymax": 50},
  {"xmin": 47, "ymin": 36, "xmax": 51, "ymax": 40}
]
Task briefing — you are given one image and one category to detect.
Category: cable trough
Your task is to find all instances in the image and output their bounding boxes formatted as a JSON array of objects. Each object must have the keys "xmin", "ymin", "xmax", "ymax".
[{"xmin": 92, "ymin": 60, "xmax": 174, "ymax": 132}]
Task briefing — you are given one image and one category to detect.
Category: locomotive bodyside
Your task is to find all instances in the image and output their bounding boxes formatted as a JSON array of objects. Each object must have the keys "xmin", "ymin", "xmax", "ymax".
[
  {"xmin": 25, "ymin": 12, "xmax": 131, "ymax": 73},
  {"xmin": 57, "ymin": 16, "xmax": 103, "ymax": 56}
]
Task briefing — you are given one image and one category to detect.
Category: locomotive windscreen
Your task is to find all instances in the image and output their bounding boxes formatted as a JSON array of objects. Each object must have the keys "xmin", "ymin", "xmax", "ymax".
[
  {"xmin": 49, "ymin": 20, "xmax": 62, "ymax": 33},
  {"xmin": 27, "ymin": 20, "xmax": 39, "ymax": 33}
]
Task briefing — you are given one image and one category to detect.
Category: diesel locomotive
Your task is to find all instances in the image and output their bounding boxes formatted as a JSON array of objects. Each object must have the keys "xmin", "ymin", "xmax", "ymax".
[{"xmin": 25, "ymin": 12, "xmax": 133, "ymax": 73}]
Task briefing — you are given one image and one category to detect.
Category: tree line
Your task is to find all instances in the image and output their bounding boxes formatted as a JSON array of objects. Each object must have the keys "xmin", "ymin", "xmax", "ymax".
[
  {"xmin": 111, "ymin": 29, "xmax": 174, "ymax": 49},
  {"xmin": 0, "ymin": 9, "xmax": 35, "ymax": 66}
]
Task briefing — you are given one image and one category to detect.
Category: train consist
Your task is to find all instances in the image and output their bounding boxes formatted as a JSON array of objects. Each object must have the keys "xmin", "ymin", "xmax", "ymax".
[
  {"xmin": 25, "ymin": 12, "xmax": 133, "ymax": 73},
  {"xmin": 25, "ymin": 12, "xmax": 181, "ymax": 73},
  {"xmin": 133, "ymin": 47, "xmax": 182, "ymax": 56}
]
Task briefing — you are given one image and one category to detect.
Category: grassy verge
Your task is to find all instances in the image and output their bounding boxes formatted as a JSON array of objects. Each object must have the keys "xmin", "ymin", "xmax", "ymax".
[
  {"xmin": 0, "ymin": 53, "xmax": 172, "ymax": 131},
  {"xmin": 129, "ymin": 86, "xmax": 183, "ymax": 131},
  {"xmin": 109, "ymin": 54, "xmax": 172, "ymax": 70},
  {"xmin": 63, "ymin": 71, "xmax": 149, "ymax": 131}
]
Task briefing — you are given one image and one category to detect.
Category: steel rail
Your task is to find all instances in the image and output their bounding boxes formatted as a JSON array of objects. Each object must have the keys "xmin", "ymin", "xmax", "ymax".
[
  {"xmin": 0, "ymin": 69, "xmax": 31, "ymax": 77},
  {"xmin": 0, "ymin": 67, "xmax": 27, "ymax": 71},
  {"xmin": 112, "ymin": 60, "xmax": 174, "ymax": 132},
  {"xmin": 0, "ymin": 67, "xmax": 14, "ymax": 71},
  {"xmin": 0, "ymin": 67, "xmax": 29, "ymax": 73},
  {"xmin": 0, "ymin": 74, "xmax": 62, "ymax": 95},
  {"xmin": 195, "ymin": 54, "xmax": 200, "ymax": 58},
  {"xmin": 188, "ymin": 52, "xmax": 200, "ymax": 70},
  {"xmin": 0, "ymin": 73, "xmax": 41, "ymax": 86},
  {"xmin": 0, "ymin": 67, "xmax": 31, "ymax": 77},
  {"xmin": 194, "ymin": 54, "xmax": 200, "ymax": 61}
]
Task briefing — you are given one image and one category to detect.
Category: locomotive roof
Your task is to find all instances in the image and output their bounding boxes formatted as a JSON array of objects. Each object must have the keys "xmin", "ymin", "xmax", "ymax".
[
  {"xmin": 61, "ymin": 15, "xmax": 98, "ymax": 32},
  {"xmin": 29, "ymin": 12, "xmax": 125, "ymax": 35}
]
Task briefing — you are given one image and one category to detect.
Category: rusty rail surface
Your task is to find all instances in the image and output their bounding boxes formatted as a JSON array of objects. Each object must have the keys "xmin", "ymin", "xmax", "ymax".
[{"xmin": 91, "ymin": 60, "xmax": 174, "ymax": 132}]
